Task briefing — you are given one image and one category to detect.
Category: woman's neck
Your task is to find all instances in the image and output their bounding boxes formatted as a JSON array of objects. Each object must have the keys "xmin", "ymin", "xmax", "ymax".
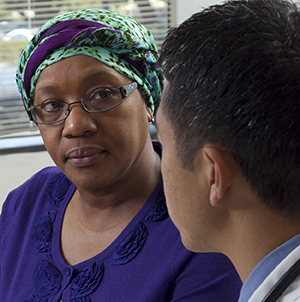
[
  {"xmin": 61, "ymin": 144, "xmax": 161, "ymax": 265},
  {"xmin": 66, "ymin": 141, "xmax": 161, "ymax": 231}
]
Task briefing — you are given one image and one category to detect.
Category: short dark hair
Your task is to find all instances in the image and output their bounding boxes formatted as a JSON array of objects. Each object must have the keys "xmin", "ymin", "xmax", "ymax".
[{"xmin": 159, "ymin": 0, "xmax": 300, "ymax": 217}]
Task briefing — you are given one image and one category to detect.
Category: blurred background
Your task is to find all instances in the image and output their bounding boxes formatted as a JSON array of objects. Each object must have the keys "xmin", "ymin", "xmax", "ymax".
[{"xmin": 0, "ymin": 0, "xmax": 222, "ymax": 208}]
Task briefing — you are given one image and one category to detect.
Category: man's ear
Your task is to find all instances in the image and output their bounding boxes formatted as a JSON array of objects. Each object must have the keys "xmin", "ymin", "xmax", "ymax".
[{"xmin": 203, "ymin": 146, "xmax": 233, "ymax": 206}]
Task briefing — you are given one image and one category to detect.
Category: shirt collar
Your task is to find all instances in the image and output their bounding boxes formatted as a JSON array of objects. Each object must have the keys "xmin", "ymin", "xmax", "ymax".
[{"xmin": 238, "ymin": 233, "xmax": 300, "ymax": 302}]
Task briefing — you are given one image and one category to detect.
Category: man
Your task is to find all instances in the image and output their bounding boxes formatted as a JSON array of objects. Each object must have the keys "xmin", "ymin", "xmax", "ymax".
[{"xmin": 156, "ymin": 0, "xmax": 300, "ymax": 301}]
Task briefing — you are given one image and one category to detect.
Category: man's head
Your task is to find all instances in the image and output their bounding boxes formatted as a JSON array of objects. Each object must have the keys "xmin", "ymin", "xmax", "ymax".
[{"xmin": 157, "ymin": 0, "xmax": 300, "ymax": 220}]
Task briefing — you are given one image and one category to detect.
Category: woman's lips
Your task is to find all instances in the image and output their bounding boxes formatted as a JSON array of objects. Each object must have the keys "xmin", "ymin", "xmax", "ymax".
[{"xmin": 66, "ymin": 147, "xmax": 105, "ymax": 167}]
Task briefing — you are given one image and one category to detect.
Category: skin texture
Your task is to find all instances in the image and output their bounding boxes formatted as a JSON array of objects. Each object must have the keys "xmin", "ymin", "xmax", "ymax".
[
  {"xmin": 35, "ymin": 55, "xmax": 161, "ymax": 265},
  {"xmin": 156, "ymin": 96, "xmax": 300, "ymax": 282},
  {"xmin": 156, "ymin": 92, "xmax": 224, "ymax": 253}
]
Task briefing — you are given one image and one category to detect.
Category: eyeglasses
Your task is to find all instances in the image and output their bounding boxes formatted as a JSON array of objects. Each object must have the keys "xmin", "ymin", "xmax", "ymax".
[{"xmin": 28, "ymin": 82, "xmax": 138, "ymax": 124}]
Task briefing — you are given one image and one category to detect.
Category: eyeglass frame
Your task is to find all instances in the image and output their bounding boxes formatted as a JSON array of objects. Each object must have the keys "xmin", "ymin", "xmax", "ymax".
[{"xmin": 27, "ymin": 82, "xmax": 138, "ymax": 125}]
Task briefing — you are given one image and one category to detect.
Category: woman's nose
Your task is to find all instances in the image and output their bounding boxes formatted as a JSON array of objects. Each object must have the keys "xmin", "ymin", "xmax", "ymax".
[{"xmin": 62, "ymin": 102, "xmax": 97, "ymax": 137}]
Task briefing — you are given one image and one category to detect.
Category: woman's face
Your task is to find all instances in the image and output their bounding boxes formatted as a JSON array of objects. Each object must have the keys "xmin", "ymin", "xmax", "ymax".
[{"xmin": 34, "ymin": 55, "xmax": 153, "ymax": 192}]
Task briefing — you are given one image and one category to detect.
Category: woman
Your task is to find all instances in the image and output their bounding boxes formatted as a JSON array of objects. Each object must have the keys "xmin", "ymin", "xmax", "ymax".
[{"xmin": 0, "ymin": 9, "xmax": 242, "ymax": 301}]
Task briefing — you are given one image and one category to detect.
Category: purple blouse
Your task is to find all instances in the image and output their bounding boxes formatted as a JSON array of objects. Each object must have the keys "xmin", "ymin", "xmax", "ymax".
[{"xmin": 0, "ymin": 166, "xmax": 241, "ymax": 301}]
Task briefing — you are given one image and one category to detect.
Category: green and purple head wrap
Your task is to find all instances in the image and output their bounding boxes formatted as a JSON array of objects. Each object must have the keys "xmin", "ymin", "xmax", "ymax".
[{"xmin": 16, "ymin": 8, "xmax": 164, "ymax": 114}]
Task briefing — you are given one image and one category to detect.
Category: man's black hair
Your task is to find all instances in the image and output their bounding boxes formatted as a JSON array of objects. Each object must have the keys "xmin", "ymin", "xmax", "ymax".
[{"xmin": 159, "ymin": 0, "xmax": 300, "ymax": 217}]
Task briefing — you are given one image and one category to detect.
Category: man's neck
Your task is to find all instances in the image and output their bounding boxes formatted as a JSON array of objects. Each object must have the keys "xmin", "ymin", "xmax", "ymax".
[{"xmin": 224, "ymin": 206, "xmax": 300, "ymax": 282}]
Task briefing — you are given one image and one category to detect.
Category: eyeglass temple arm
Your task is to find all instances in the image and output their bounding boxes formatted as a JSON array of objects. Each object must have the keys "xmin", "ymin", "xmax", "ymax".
[
  {"xmin": 120, "ymin": 82, "xmax": 138, "ymax": 98},
  {"xmin": 26, "ymin": 108, "xmax": 35, "ymax": 122}
]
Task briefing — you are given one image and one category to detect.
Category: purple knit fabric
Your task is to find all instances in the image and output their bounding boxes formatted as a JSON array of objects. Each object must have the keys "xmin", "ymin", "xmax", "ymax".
[{"xmin": 0, "ymin": 166, "xmax": 242, "ymax": 301}]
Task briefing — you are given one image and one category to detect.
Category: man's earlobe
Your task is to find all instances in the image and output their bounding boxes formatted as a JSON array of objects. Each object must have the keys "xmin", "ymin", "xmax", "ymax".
[{"xmin": 203, "ymin": 146, "xmax": 233, "ymax": 206}]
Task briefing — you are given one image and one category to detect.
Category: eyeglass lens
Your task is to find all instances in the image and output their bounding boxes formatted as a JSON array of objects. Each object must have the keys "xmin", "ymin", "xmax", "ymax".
[{"xmin": 30, "ymin": 83, "xmax": 137, "ymax": 124}]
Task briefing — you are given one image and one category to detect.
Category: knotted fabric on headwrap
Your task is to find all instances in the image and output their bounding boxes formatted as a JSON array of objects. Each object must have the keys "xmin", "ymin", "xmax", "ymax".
[{"xmin": 16, "ymin": 8, "xmax": 164, "ymax": 114}]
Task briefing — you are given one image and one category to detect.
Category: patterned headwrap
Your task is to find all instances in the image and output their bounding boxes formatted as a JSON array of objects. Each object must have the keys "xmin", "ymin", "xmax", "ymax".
[{"xmin": 16, "ymin": 8, "xmax": 164, "ymax": 114}]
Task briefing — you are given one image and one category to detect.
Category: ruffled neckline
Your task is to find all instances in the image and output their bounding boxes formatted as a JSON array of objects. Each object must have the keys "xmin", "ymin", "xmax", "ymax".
[
  {"xmin": 27, "ymin": 169, "xmax": 167, "ymax": 302},
  {"xmin": 52, "ymin": 178, "xmax": 165, "ymax": 271}
]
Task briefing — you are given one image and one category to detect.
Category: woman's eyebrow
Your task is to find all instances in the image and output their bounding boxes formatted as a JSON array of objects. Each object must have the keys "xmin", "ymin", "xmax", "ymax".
[
  {"xmin": 35, "ymin": 85, "xmax": 56, "ymax": 93},
  {"xmin": 35, "ymin": 71, "xmax": 115, "ymax": 94},
  {"xmin": 84, "ymin": 71, "xmax": 110, "ymax": 81}
]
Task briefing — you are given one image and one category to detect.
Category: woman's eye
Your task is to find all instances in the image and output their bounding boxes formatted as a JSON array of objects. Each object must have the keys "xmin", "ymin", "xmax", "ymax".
[
  {"xmin": 42, "ymin": 100, "xmax": 65, "ymax": 111},
  {"xmin": 92, "ymin": 89, "xmax": 112, "ymax": 101}
]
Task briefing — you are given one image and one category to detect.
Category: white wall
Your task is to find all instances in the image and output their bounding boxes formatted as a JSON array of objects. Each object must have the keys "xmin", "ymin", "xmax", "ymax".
[
  {"xmin": 0, "ymin": 151, "xmax": 54, "ymax": 209},
  {"xmin": 175, "ymin": 0, "xmax": 223, "ymax": 25}
]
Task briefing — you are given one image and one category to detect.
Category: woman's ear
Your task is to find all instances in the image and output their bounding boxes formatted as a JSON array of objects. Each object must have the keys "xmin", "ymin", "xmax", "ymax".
[
  {"xmin": 203, "ymin": 146, "xmax": 233, "ymax": 206},
  {"xmin": 145, "ymin": 106, "xmax": 153, "ymax": 123}
]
